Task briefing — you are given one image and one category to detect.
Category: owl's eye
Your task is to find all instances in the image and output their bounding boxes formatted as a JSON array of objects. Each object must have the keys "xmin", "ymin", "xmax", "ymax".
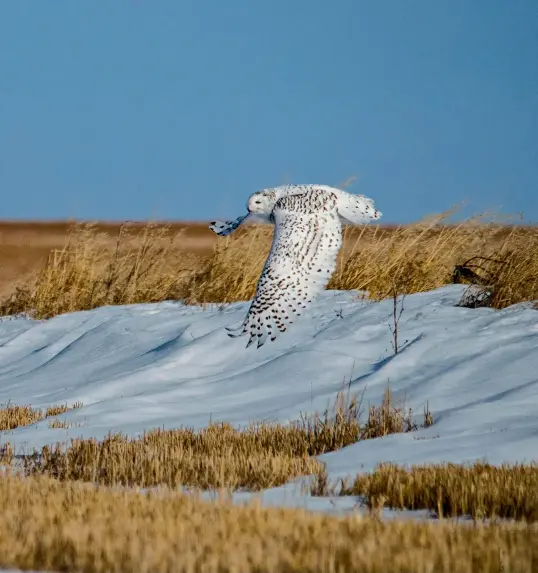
[{"xmin": 255, "ymin": 200, "xmax": 262, "ymax": 204}]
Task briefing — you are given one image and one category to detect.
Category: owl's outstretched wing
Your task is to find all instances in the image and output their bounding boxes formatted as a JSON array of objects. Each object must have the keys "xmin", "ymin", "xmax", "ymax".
[
  {"xmin": 335, "ymin": 191, "xmax": 382, "ymax": 225},
  {"xmin": 227, "ymin": 189, "xmax": 342, "ymax": 348},
  {"xmin": 209, "ymin": 214, "xmax": 249, "ymax": 236}
]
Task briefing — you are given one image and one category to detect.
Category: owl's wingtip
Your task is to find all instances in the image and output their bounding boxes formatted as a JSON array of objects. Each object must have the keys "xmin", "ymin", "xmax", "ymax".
[{"xmin": 226, "ymin": 324, "xmax": 246, "ymax": 338}]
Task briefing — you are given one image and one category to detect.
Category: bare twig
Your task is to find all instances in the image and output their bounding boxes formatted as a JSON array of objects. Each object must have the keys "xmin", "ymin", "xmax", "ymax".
[{"xmin": 388, "ymin": 285, "xmax": 406, "ymax": 355}]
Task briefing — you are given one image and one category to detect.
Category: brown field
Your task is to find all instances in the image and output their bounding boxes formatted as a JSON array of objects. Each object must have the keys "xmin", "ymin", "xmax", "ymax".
[{"xmin": 0, "ymin": 220, "xmax": 216, "ymax": 299}]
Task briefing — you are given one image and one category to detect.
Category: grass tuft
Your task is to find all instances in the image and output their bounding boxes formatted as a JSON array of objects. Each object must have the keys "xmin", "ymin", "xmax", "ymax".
[
  {"xmin": 313, "ymin": 461, "xmax": 538, "ymax": 523},
  {"xmin": 0, "ymin": 404, "xmax": 43, "ymax": 431}
]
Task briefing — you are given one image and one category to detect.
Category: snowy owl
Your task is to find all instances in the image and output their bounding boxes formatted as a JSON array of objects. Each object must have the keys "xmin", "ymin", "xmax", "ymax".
[{"xmin": 209, "ymin": 184, "xmax": 382, "ymax": 348}]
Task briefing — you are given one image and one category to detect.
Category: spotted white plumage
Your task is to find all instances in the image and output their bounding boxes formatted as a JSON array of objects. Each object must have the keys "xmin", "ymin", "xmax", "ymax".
[
  {"xmin": 209, "ymin": 184, "xmax": 381, "ymax": 236},
  {"xmin": 209, "ymin": 184, "xmax": 382, "ymax": 348},
  {"xmin": 208, "ymin": 214, "xmax": 249, "ymax": 237}
]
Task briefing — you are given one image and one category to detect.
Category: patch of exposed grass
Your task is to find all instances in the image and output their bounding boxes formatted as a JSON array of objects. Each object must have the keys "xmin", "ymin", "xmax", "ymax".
[
  {"xmin": 48, "ymin": 419, "xmax": 83, "ymax": 429},
  {"xmin": 312, "ymin": 461, "xmax": 538, "ymax": 523},
  {"xmin": 0, "ymin": 404, "xmax": 43, "ymax": 431},
  {"xmin": 330, "ymin": 212, "xmax": 487, "ymax": 299},
  {"xmin": 10, "ymin": 391, "xmax": 432, "ymax": 491},
  {"xmin": 45, "ymin": 401, "xmax": 83, "ymax": 417},
  {"xmin": 0, "ymin": 474, "xmax": 536, "ymax": 573},
  {"xmin": 0, "ymin": 401, "xmax": 83, "ymax": 431},
  {"xmin": 2, "ymin": 214, "xmax": 538, "ymax": 319},
  {"xmin": 23, "ymin": 426, "xmax": 322, "ymax": 491}
]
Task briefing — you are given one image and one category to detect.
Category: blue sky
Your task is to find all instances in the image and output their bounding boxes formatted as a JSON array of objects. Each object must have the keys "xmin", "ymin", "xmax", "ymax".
[{"xmin": 1, "ymin": 1, "xmax": 536, "ymax": 224}]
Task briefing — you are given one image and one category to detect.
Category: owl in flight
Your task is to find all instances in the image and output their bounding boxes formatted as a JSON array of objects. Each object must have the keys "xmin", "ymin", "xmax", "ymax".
[{"xmin": 208, "ymin": 184, "xmax": 382, "ymax": 348}]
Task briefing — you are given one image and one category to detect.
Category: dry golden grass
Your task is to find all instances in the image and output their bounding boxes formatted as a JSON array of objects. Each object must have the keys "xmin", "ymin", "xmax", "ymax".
[
  {"xmin": 45, "ymin": 401, "xmax": 83, "ymax": 417},
  {"xmin": 7, "ymin": 391, "xmax": 431, "ymax": 492},
  {"xmin": 22, "ymin": 426, "xmax": 322, "ymax": 491},
  {"xmin": 454, "ymin": 234, "xmax": 538, "ymax": 309},
  {"xmin": 2, "ymin": 213, "xmax": 538, "ymax": 318},
  {"xmin": 0, "ymin": 220, "xmax": 215, "ymax": 300},
  {"xmin": 182, "ymin": 224, "xmax": 274, "ymax": 305},
  {"xmin": 314, "ymin": 461, "xmax": 538, "ymax": 523},
  {"xmin": 0, "ymin": 401, "xmax": 83, "ymax": 431},
  {"xmin": 0, "ymin": 222, "xmax": 204, "ymax": 318},
  {"xmin": 0, "ymin": 404, "xmax": 44, "ymax": 431},
  {"xmin": 331, "ymin": 213, "xmax": 538, "ymax": 305},
  {"xmin": 0, "ymin": 474, "xmax": 536, "ymax": 573}
]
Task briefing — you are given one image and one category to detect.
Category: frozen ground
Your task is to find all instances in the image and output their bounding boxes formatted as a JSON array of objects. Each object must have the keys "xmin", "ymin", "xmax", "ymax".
[{"xmin": 1, "ymin": 285, "xmax": 538, "ymax": 515}]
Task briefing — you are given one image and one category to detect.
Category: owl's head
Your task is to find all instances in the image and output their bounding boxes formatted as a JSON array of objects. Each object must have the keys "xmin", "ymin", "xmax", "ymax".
[{"xmin": 246, "ymin": 190, "xmax": 277, "ymax": 217}]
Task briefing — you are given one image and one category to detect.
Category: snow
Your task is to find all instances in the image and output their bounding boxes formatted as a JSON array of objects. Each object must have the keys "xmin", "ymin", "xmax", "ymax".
[{"xmin": 1, "ymin": 285, "xmax": 538, "ymax": 514}]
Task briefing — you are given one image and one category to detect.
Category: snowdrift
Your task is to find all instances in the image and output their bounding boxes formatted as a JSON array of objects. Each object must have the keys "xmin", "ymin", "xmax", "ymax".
[{"xmin": 1, "ymin": 285, "xmax": 537, "ymax": 511}]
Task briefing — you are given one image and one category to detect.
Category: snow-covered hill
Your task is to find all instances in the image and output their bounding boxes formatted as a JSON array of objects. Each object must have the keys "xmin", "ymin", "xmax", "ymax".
[{"xmin": 1, "ymin": 285, "xmax": 537, "ymax": 512}]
